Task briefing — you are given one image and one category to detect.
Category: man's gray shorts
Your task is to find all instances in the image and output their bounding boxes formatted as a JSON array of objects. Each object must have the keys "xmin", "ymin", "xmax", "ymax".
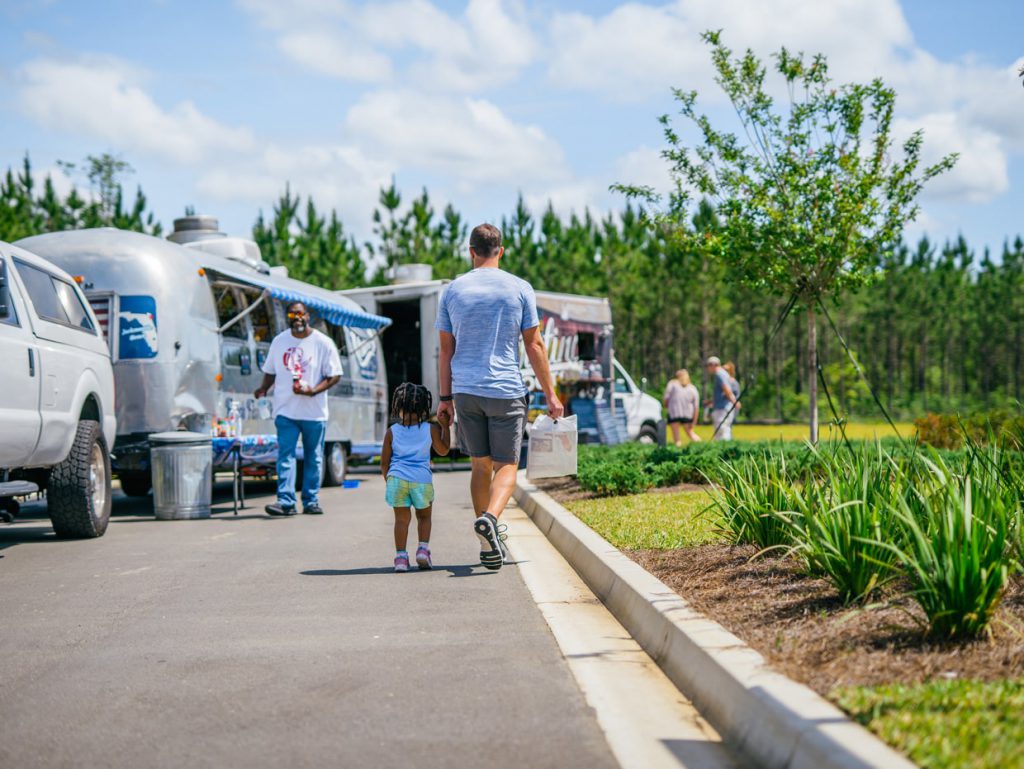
[{"xmin": 454, "ymin": 393, "xmax": 528, "ymax": 465}]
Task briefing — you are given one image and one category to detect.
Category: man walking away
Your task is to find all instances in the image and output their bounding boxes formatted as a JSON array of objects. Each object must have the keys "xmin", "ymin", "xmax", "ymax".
[
  {"xmin": 255, "ymin": 301, "xmax": 343, "ymax": 516},
  {"xmin": 435, "ymin": 223, "xmax": 563, "ymax": 571},
  {"xmin": 704, "ymin": 356, "xmax": 740, "ymax": 441}
]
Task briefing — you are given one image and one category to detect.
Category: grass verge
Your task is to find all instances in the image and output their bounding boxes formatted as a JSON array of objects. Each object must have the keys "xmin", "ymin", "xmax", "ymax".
[
  {"xmin": 562, "ymin": 490, "xmax": 717, "ymax": 550},
  {"xmin": 833, "ymin": 679, "xmax": 1024, "ymax": 769},
  {"xmin": 683, "ymin": 421, "xmax": 915, "ymax": 443}
]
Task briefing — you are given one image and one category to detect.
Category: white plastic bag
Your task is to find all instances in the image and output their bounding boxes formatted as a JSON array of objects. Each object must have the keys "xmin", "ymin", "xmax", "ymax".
[{"xmin": 526, "ymin": 414, "xmax": 578, "ymax": 479}]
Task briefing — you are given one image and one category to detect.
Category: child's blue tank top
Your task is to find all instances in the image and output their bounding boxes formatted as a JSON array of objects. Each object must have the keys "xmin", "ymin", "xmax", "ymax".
[{"xmin": 388, "ymin": 422, "xmax": 433, "ymax": 484}]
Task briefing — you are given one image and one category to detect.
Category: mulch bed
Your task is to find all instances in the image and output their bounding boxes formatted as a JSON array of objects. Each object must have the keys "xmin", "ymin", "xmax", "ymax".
[{"xmin": 539, "ymin": 480, "xmax": 1024, "ymax": 697}]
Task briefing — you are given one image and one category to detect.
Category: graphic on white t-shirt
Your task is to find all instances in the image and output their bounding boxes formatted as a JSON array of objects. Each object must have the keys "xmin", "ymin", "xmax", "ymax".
[{"xmin": 261, "ymin": 329, "xmax": 344, "ymax": 422}]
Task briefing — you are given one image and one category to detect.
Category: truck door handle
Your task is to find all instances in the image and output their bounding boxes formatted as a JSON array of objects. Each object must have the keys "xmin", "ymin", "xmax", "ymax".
[{"xmin": 28, "ymin": 348, "xmax": 35, "ymax": 376}]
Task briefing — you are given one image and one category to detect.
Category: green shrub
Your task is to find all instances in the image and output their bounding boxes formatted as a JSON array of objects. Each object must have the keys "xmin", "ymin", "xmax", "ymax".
[
  {"xmin": 784, "ymin": 444, "xmax": 906, "ymax": 603},
  {"xmin": 707, "ymin": 454, "xmax": 800, "ymax": 550},
  {"xmin": 885, "ymin": 450, "xmax": 1017, "ymax": 638},
  {"xmin": 915, "ymin": 410, "xmax": 1024, "ymax": 450}
]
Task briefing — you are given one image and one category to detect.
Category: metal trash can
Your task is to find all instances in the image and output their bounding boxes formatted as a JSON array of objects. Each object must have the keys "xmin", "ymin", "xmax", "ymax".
[{"xmin": 149, "ymin": 432, "xmax": 213, "ymax": 520}]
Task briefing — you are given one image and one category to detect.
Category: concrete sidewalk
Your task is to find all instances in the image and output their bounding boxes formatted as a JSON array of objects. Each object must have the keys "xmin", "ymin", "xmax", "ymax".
[{"xmin": 0, "ymin": 470, "xmax": 616, "ymax": 769}]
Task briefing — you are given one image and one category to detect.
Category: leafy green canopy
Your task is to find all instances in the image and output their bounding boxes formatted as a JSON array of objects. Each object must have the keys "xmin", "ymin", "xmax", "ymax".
[{"xmin": 618, "ymin": 30, "xmax": 957, "ymax": 303}]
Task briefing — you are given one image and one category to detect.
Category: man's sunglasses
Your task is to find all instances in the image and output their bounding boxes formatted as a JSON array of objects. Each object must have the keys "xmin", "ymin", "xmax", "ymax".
[{"xmin": 287, "ymin": 311, "xmax": 308, "ymax": 320}]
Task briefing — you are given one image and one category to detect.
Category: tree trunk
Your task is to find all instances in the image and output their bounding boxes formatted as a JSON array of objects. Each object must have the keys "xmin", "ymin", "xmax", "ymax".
[{"xmin": 808, "ymin": 306, "xmax": 819, "ymax": 444}]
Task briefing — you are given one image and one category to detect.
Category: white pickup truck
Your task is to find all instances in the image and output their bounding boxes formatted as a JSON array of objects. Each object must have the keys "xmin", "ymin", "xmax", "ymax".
[{"xmin": 0, "ymin": 242, "xmax": 116, "ymax": 537}]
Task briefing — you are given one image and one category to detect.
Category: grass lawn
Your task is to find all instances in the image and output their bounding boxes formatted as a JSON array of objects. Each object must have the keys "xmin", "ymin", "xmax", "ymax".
[
  {"xmin": 834, "ymin": 680, "xmax": 1024, "ymax": 769},
  {"xmin": 678, "ymin": 421, "xmax": 916, "ymax": 443},
  {"xmin": 562, "ymin": 489, "xmax": 718, "ymax": 550}
]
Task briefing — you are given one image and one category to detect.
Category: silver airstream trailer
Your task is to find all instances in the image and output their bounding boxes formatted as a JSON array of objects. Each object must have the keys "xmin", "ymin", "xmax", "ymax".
[{"xmin": 17, "ymin": 217, "xmax": 390, "ymax": 495}]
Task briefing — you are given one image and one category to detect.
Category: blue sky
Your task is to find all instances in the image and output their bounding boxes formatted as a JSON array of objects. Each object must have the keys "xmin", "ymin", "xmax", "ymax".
[{"xmin": 1, "ymin": 0, "xmax": 1021, "ymax": 254}]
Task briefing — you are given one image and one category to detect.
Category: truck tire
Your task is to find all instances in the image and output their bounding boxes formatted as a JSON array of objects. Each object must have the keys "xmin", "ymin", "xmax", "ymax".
[
  {"xmin": 118, "ymin": 471, "xmax": 152, "ymax": 497},
  {"xmin": 637, "ymin": 423, "xmax": 659, "ymax": 445},
  {"xmin": 48, "ymin": 420, "xmax": 112, "ymax": 538},
  {"xmin": 323, "ymin": 442, "xmax": 347, "ymax": 487}
]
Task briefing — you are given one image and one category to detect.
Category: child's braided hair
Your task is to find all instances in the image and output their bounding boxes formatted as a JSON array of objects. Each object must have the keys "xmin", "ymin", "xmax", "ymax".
[{"xmin": 391, "ymin": 382, "xmax": 432, "ymax": 426}]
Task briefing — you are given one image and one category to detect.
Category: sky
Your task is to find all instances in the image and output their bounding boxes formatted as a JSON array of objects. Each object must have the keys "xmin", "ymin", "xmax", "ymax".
[{"xmin": 0, "ymin": 0, "xmax": 1021, "ymax": 254}]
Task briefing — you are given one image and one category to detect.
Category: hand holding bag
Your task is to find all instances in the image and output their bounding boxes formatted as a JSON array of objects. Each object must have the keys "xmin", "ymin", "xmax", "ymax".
[{"xmin": 526, "ymin": 414, "xmax": 578, "ymax": 479}]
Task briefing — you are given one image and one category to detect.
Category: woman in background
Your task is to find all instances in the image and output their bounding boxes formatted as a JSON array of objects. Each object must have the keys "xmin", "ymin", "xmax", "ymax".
[{"xmin": 663, "ymin": 369, "xmax": 701, "ymax": 446}]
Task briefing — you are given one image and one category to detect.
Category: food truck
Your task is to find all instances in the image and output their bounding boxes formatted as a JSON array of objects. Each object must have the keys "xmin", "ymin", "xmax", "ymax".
[
  {"xmin": 17, "ymin": 217, "xmax": 391, "ymax": 493},
  {"xmin": 339, "ymin": 265, "xmax": 663, "ymax": 444}
]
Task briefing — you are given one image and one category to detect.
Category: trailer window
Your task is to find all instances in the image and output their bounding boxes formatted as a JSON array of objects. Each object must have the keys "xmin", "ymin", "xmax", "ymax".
[
  {"xmin": 245, "ymin": 291, "xmax": 276, "ymax": 343},
  {"xmin": 325, "ymin": 322, "xmax": 349, "ymax": 356},
  {"xmin": 214, "ymin": 286, "xmax": 247, "ymax": 340}
]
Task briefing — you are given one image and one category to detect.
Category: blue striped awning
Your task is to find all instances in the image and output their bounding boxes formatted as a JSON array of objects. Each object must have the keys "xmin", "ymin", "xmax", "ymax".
[
  {"xmin": 206, "ymin": 265, "xmax": 391, "ymax": 330},
  {"xmin": 264, "ymin": 286, "xmax": 390, "ymax": 330}
]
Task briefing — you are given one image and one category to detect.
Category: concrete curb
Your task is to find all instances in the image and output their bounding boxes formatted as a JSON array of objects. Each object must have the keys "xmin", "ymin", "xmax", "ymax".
[{"xmin": 514, "ymin": 472, "xmax": 916, "ymax": 769}]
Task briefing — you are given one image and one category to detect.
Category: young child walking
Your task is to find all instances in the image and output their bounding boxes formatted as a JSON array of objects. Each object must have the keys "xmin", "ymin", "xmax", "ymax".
[{"xmin": 380, "ymin": 383, "xmax": 451, "ymax": 572}]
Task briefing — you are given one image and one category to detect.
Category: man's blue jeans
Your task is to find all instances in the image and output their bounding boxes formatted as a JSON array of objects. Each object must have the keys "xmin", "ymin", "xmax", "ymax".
[{"xmin": 275, "ymin": 415, "xmax": 327, "ymax": 509}]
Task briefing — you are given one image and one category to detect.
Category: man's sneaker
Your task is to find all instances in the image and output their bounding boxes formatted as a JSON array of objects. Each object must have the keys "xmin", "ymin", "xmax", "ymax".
[
  {"xmin": 394, "ymin": 553, "xmax": 410, "ymax": 572},
  {"xmin": 302, "ymin": 503, "xmax": 324, "ymax": 515},
  {"xmin": 474, "ymin": 512, "xmax": 503, "ymax": 571},
  {"xmin": 265, "ymin": 503, "xmax": 297, "ymax": 516},
  {"xmin": 415, "ymin": 545, "xmax": 433, "ymax": 571}
]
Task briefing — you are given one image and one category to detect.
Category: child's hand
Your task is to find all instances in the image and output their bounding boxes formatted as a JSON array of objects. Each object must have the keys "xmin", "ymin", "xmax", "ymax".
[{"xmin": 437, "ymin": 409, "xmax": 451, "ymax": 428}]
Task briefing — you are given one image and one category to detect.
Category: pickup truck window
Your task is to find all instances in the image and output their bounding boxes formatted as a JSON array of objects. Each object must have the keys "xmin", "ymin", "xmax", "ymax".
[
  {"xmin": 15, "ymin": 259, "xmax": 95, "ymax": 332},
  {"xmin": 0, "ymin": 258, "xmax": 17, "ymax": 327}
]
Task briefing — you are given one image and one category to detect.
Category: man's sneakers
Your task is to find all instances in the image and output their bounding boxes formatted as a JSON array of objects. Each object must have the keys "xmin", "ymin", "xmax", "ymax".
[
  {"xmin": 394, "ymin": 552, "xmax": 410, "ymax": 572},
  {"xmin": 265, "ymin": 503, "xmax": 297, "ymax": 516},
  {"xmin": 266, "ymin": 502, "xmax": 323, "ymax": 516},
  {"xmin": 415, "ymin": 545, "xmax": 433, "ymax": 571},
  {"xmin": 474, "ymin": 512, "xmax": 507, "ymax": 571}
]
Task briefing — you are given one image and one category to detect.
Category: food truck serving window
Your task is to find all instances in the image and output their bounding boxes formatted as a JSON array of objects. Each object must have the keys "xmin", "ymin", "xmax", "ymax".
[
  {"xmin": 214, "ymin": 286, "xmax": 247, "ymax": 340},
  {"xmin": 244, "ymin": 288, "xmax": 276, "ymax": 343}
]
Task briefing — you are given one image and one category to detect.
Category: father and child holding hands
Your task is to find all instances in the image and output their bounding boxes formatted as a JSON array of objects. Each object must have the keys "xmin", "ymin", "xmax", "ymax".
[{"xmin": 259, "ymin": 222, "xmax": 562, "ymax": 572}]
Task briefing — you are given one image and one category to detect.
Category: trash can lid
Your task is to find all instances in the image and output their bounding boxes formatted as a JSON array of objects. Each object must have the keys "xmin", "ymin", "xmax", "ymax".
[{"xmin": 149, "ymin": 431, "xmax": 213, "ymax": 445}]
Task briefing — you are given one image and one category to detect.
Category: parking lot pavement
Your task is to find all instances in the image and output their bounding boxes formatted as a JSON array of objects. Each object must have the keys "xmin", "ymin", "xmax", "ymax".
[{"xmin": 0, "ymin": 469, "xmax": 618, "ymax": 769}]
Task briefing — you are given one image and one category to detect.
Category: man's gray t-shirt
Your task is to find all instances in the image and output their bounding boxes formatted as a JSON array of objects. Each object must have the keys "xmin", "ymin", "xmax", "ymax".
[
  {"xmin": 712, "ymin": 368, "xmax": 732, "ymax": 410},
  {"xmin": 435, "ymin": 268, "xmax": 539, "ymax": 399}
]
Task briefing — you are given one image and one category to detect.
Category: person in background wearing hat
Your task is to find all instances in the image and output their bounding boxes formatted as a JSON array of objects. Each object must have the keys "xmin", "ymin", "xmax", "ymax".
[{"xmin": 704, "ymin": 356, "xmax": 740, "ymax": 441}]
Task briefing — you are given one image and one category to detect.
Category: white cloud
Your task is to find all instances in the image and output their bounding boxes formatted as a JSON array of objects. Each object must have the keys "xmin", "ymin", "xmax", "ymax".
[
  {"xmin": 277, "ymin": 29, "xmax": 393, "ymax": 82},
  {"xmin": 613, "ymin": 145, "xmax": 674, "ymax": 195},
  {"xmin": 548, "ymin": 0, "xmax": 914, "ymax": 100},
  {"xmin": 895, "ymin": 112, "xmax": 1009, "ymax": 204},
  {"xmin": 546, "ymin": 0, "xmax": 1020, "ymax": 205},
  {"xmin": 344, "ymin": 90, "xmax": 567, "ymax": 188},
  {"xmin": 237, "ymin": 0, "xmax": 537, "ymax": 91},
  {"xmin": 17, "ymin": 56, "xmax": 257, "ymax": 164},
  {"xmin": 196, "ymin": 144, "xmax": 393, "ymax": 226}
]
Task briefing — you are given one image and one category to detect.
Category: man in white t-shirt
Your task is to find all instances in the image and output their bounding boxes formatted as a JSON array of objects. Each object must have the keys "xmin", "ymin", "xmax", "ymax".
[{"xmin": 254, "ymin": 301, "xmax": 343, "ymax": 516}]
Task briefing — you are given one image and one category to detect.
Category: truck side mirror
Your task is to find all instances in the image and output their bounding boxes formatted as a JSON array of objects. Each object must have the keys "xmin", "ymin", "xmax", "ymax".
[{"xmin": 0, "ymin": 259, "xmax": 9, "ymax": 319}]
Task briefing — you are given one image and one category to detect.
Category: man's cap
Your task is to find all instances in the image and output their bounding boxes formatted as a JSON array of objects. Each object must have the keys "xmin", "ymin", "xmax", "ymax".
[{"xmin": 705, "ymin": 356, "xmax": 721, "ymax": 366}]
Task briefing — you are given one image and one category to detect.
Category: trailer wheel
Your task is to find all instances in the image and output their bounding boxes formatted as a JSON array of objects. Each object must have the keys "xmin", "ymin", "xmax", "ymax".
[
  {"xmin": 323, "ymin": 442, "xmax": 347, "ymax": 487},
  {"xmin": 637, "ymin": 423, "xmax": 659, "ymax": 445},
  {"xmin": 48, "ymin": 420, "xmax": 112, "ymax": 538},
  {"xmin": 118, "ymin": 471, "xmax": 152, "ymax": 497}
]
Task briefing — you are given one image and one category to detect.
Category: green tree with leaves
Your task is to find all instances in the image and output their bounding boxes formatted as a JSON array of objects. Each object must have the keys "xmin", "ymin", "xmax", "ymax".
[{"xmin": 617, "ymin": 31, "xmax": 956, "ymax": 441}]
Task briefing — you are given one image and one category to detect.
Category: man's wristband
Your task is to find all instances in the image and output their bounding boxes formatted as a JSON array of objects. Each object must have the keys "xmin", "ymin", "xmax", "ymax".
[{"xmin": 439, "ymin": 394, "xmax": 453, "ymax": 402}]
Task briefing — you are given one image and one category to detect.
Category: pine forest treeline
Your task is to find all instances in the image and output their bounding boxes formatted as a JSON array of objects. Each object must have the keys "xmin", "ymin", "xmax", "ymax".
[{"xmin": 4, "ymin": 155, "xmax": 1023, "ymax": 422}]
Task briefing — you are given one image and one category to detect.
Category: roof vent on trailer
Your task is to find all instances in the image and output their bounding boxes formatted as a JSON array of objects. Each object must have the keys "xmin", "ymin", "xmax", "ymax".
[
  {"xmin": 387, "ymin": 263, "xmax": 433, "ymax": 284},
  {"xmin": 168, "ymin": 215, "xmax": 271, "ymax": 274}
]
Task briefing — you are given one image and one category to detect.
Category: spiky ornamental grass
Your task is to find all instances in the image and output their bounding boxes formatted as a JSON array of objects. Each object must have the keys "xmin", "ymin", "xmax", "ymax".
[{"xmin": 784, "ymin": 444, "xmax": 906, "ymax": 604}]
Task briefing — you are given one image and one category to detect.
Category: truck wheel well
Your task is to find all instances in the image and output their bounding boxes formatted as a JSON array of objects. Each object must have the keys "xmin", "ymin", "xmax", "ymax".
[{"xmin": 80, "ymin": 395, "xmax": 101, "ymax": 423}]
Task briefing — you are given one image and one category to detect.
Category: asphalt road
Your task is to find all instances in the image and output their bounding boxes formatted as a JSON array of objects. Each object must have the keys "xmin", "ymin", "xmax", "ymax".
[{"xmin": 0, "ymin": 469, "xmax": 619, "ymax": 769}]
